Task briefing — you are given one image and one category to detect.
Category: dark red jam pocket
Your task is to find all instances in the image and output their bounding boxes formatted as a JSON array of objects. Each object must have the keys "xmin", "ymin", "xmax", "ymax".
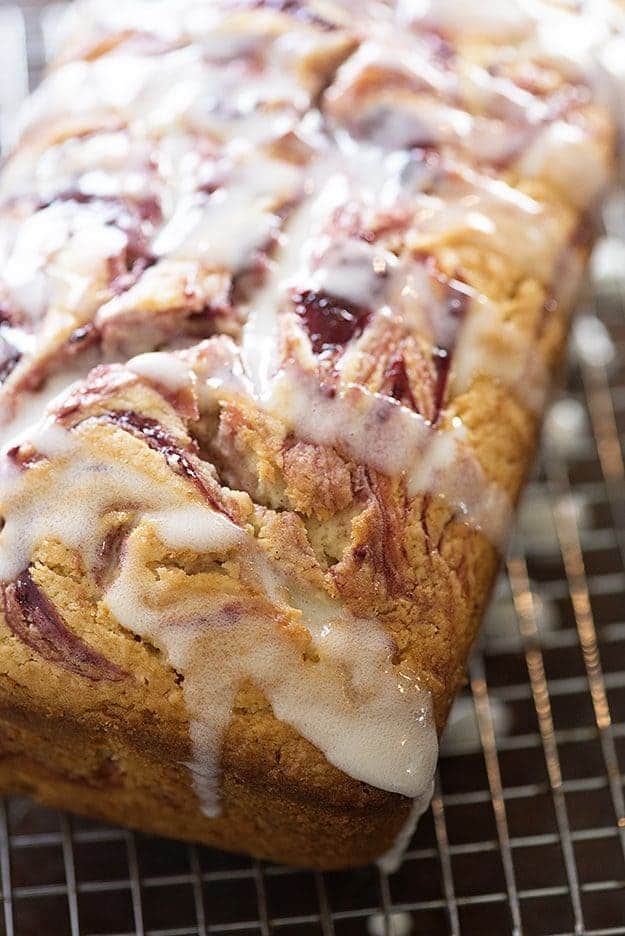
[
  {"xmin": 293, "ymin": 289, "xmax": 371, "ymax": 355},
  {"xmin": 3, "ymin": 569, "xmax": 127, "ymax": 681}
]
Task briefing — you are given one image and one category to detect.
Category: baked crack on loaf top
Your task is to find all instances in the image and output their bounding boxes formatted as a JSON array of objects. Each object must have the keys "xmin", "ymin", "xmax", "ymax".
[{"xmin": 0, "ymin": 0, "xmax": 621, "ymax": 868}]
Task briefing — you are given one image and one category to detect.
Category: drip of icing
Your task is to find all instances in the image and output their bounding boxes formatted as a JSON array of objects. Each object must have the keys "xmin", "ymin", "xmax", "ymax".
[
  {"xmin": 140, "ymin": 506, "xmax": 239, "ymax": 553},
  {"xmin": 241, "ymin": 175, "xmax": 330, "ymax": 396},
  {"xmin": 127, "ymin": 351, "xmax": 194, "ymax": 395},
  {"xmin": 0, "ymin": 352, "xmax": 101, "ymax": 451},
  {"xmin": 0, "ymin": 421, "xmax": 228, "ymax": 582},
  {"xmin": 185, "ymin": 334, "xmax": 515, "ymax": 548},
  {"xmin": 396, "ymin": 0, "xmax": 535, "ymax": 41},
  {"xmin": 1, "ymin": 0, "xmax": 620, "ymax": 839},
  {"xmin": 377, "ymin": 779, "xmax": 435, "ymax": 874},
  {"xmin": 151, "ymin": 191, "xmax": 278, "ymax": 269},
  {"xmin": 267, "ymin": 366, "xmax": 512, "ymax": 548},
  {"xmin": 16, "ymin": 9, "xmax": 336, "ymax": 148},
  {"xmin": 307, "ymin": 239, "xmax": 396, "ymax": 309},
  {"xmin": 0, "ymin": 414, "xmax": 438, "ymax": 815},
  {"xmin": 106, "ymin": 542, "xmax": 438, "ymax": 813},
  {"xmin": 1, "ymin": 201, "xmax": 129, "ymax": 324}
]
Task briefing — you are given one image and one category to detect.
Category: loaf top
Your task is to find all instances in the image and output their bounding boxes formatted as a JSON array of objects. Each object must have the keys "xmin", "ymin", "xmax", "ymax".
[{"xmin": 0, "ymin": 0, "xmax": 620, "ymax": 814}]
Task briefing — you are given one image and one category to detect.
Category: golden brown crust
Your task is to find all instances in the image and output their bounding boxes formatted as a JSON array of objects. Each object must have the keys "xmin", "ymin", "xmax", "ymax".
[{"xmin": 0, "ymin": 0, "xmax": 619, "ymax": 869}]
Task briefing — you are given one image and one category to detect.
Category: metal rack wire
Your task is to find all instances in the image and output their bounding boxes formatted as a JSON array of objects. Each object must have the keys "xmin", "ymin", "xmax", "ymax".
[{"xmin": 0, "ymin": 2, "xmax": 624, "ymax": 933}]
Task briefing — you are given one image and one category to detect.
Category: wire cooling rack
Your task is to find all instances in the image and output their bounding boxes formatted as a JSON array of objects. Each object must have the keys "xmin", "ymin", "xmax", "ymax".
[{"xmin": 1, "ymin": 2, "xmax": 625, "ymax": 933}]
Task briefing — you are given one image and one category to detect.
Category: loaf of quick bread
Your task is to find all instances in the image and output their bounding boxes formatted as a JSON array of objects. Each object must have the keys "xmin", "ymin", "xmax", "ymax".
[{"xmin": 0, "ymin": 0, "xmax": 620, "ymax": 869}]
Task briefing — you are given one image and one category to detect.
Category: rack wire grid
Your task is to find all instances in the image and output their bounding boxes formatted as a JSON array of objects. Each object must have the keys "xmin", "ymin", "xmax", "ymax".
[{"xmin": 1, "ymin": 2, "xmax": 625, "ymax": 934}]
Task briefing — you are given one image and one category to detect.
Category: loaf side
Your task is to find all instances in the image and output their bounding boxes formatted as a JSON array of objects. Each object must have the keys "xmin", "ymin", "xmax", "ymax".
[{"xmin": 0, "ymin": 0, "xmax": 620, "ymax": 868}]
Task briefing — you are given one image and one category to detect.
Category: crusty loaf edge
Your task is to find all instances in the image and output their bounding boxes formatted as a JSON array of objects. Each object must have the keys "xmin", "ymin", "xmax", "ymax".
[{"xmin": 0, "ymin": 0, "xmax": 620, "ymax": 870}]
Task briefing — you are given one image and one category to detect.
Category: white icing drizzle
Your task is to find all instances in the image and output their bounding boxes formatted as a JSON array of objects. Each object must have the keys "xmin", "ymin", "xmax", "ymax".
[
  {"xmin": 0, "ymin": 352, "xmax": 101, "ymax": 451},
  {"xmin": 1, "ymin": 0, "xmax": 623, "ymax": 839},
  {"xmin": 0, "ymin": 200, "xmax": 128, "ymax": 327},
  {"xmin": 152, "ymin": 156, "xmax": 303, "ymax": 271},
  {"xmin": 377, "ymin": 779, "xmax": 435, "ymax": 874},
  {"xmin": 0, "ymin": 422, "xmax": 208, "ymax": 582},
  {"xmin": 106, "ymin": 542, "xmax": 438, "ymax": 812},
  {"xmin": 268, "ymin": 367, "xmax": 512, "ymax": 547},
  {"xmin": 127, "ymin": 351, "xmax": 195, "ymax": 396},
  {"xmin": 397, "ymin": 0, "xmax": 534, "ymax": 41},
  {"xmin": 309, "ymin": 239, "xmax": 396, "ymax": 309},
  {"xmin": 0, "ymin": 415, "xmax": 438, "ymax": 813},
  {"xmin": 240, "ymin": 170, "xmax": 338, "ymax": 397}
]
